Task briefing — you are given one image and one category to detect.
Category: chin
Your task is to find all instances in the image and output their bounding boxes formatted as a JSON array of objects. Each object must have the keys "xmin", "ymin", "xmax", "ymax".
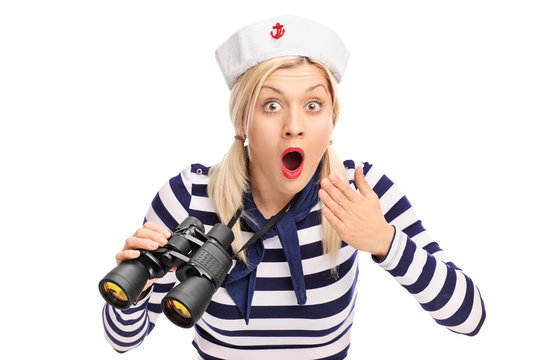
[{"xmin": 281, "ymin": 163, "xmax": 316, "ymax": 192}]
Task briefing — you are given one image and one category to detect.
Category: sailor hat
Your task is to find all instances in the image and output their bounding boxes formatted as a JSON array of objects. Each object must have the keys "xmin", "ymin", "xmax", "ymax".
[{"xmin": 215, "ymin": 15, "xmax": 350, "ymax": 89}]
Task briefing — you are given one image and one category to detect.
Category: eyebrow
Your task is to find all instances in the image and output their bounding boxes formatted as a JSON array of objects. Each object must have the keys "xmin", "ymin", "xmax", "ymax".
[
  {"xmin": 261, "ymin": 84, "xmax": 328, "ymax": 95},
  {"xmin": 261, "ymin": 85, "xmax": 283, "ymax": 95},
  {"xmin": 306, "ymin": 84, "xmax": 327, "ymax": 94}
]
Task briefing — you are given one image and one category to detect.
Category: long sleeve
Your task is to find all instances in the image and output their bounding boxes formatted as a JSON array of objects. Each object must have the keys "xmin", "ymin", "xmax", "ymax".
[
  {"xmin": 358, "ymin": 161, "xmax": 486, "ymax": 336},
  {"xmin": 102, "ymin": 272, "xmax": 177, "ymax": 352},
  {"xmin": 101, "ymin": 164, "xmax": 209, "ymax": 352}
]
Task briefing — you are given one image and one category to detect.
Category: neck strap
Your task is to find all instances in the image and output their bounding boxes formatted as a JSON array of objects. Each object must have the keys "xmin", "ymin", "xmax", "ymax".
[{"xmin": 227, "ymin": 194, "xmax": 298, "ymax": 259}]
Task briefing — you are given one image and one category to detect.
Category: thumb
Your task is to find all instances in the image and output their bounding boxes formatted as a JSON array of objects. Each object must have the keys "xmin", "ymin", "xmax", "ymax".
[{"xmin": 354, "ymin": 166, "xmax": 372, "ymax": 197}]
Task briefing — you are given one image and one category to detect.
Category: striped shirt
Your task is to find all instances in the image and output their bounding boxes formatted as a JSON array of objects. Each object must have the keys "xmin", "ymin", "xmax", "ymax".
[{"xmin": 102, "ymin": 160, "xmax": 486, "ymax": 359}]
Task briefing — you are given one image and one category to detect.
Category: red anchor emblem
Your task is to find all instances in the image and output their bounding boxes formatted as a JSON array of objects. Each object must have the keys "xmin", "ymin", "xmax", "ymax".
[{"xmin": 270, "ymin": 22, "xmax": 285, "ymax": 39}]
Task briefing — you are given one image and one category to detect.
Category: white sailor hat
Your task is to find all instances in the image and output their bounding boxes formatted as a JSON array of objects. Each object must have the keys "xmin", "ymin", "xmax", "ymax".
[{"xmin": 215, "ymin": 15, "xmax": 350, "ymax": 89}]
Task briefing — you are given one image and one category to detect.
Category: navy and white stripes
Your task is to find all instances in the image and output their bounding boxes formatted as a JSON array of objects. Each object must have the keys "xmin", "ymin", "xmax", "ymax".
[
  {"xmin": 102, "ymin": 160, "xmax": 485, "ymax": 358},
  {"xmin": 361, "ymin": 161, "xmax": 486, "ymax": 336}
]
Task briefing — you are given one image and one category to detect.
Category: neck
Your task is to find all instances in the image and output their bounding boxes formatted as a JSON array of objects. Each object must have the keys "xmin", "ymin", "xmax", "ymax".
[
  {"xmin": 249, "ymin": 169, "xmax": 295, "ymax": 220},
  {"xmin": 252, "ymin": 189, "xmax": 295, "ymax": 220}
]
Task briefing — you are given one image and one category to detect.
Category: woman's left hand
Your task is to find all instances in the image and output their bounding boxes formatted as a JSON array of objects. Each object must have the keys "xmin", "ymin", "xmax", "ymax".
[{"xmin": 319, "ymin": 166, "xmax": 395, "ymax": 259}]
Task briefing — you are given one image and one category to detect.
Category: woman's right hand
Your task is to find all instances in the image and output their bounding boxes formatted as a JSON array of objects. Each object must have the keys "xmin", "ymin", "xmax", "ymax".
[
  {"xmin": 116, "ymin": 221, "xmax": 172, "ymax": 264},
  {"xmin": 115, "ymin": 221, "xmax": 172, "ymax": 291}
]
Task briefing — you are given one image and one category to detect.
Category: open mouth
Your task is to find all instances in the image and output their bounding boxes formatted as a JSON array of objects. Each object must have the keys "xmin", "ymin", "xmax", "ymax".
[{"xmin": 281, "ymin": 147, "xmax": 305, "ymax": 179}]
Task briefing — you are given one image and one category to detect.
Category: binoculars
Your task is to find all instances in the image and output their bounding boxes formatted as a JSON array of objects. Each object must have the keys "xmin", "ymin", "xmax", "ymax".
[{"xmin": 99, "ymin": 216, "xmax": 234, "ymax": 328}]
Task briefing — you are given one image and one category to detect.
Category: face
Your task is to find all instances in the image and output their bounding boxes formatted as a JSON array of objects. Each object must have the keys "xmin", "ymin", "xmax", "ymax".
[{"xmin": 246, "ymin": 63, "xmax": 334, "ymax": 199}]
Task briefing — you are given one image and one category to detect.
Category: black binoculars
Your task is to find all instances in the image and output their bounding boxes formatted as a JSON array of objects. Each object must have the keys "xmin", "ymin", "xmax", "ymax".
[{"xmin": 99, "ymin": 216, "xmax": 234, "ymax": 328}]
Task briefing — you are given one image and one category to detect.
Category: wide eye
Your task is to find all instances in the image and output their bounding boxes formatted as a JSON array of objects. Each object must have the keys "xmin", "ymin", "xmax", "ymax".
[
  {"xmin": 306, "ymin": 101, "xmax": 322, "ymax": 112},
  {"xmin": 264, "ymin": 101, "xmax": 282, "ymax": 112}
]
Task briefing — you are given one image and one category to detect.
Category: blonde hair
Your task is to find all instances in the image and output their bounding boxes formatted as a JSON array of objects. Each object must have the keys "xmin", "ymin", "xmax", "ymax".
[{"xmin": 208, "ymin": 56, "xmax": 348, "ymax": 272}]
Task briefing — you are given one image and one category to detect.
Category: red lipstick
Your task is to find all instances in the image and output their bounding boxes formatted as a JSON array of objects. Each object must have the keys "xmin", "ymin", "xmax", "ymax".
[{"xmin": 281, "ymin": 147, "xmax": 305, "ymax": 179}]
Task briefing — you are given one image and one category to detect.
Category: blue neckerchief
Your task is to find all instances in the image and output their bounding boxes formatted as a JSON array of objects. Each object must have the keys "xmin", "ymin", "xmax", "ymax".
[{"xmin": 224, "ymin": 160, "xmax": 322, "ymax": 324}]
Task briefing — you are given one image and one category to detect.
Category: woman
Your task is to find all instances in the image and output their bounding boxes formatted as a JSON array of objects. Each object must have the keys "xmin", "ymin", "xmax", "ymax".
[{"xmin": 102, "ymin": 15, "xmax": 486, "ymax": 360}]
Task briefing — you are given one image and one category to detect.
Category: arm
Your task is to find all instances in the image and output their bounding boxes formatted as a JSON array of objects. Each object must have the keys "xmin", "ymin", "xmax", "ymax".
[
  {"xmin": 365, "ymin": 162, "xmax": 486, "ymax": 335},
  {"xmin": 102, "ymin": 272, "xmax": 177, "ymax": 352},
  {"xmin": 319, "ymin": 160, "xmax": 486, "ymax": 335},
  {"xmin": 102, "ymin": 165, "xmax": 198, "ymax": 352}
]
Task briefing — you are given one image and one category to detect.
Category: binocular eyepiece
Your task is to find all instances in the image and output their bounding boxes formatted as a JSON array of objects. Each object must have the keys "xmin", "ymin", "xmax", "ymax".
[{"xmin": 99, "ymin": 216, "xmax": 234, "ymax": 328}]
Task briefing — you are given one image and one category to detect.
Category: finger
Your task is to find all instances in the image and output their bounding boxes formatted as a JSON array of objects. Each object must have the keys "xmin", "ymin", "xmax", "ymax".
[
  {"xmin": 143, "ymin": 221, "xmax": 172, "ymax": 239},
  {"xmin": 321, "ymin": 177, "xmax": 353, "ymax": 211},
  {"xmin": 116, "ymin": 249, "xmax": 140, "ymax": 265},
  {"xmin": 134, "ymin": 227, "xmax": 168, "ymax": 246},
  {"xmin": 354, "ymin": 166, "xmax": 374, "ymax": 198},
  {"xmin": 124, "ymin": 235, "xmax": 161, "ymax": 251},
  {"xmin": 319, "ymin": 188, "xmax": 348, "ymax": 222},
  {"xmin": 321, "ymin": 205, "xmax": 348, "ymax": 235},
  {"xmin": 327, "ymin": 173, "xmax": 360, "ymax": 202}
]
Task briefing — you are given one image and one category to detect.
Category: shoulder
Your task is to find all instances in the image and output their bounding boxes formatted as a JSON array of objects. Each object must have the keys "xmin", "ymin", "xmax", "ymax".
[
  {"xmin": 342, "ymin": 159, "xmax": 378, "ymax": 183},
  {"xmin": 342, "ymin": 159, "xmax": 395, "ymax": 197},
  {"xmin": 152, "ymin": 162, "xmax": 219, "ymax": 226},
  {"xmin": 168, "ymin": 163, "xmax": 212, "ymax": 196}
]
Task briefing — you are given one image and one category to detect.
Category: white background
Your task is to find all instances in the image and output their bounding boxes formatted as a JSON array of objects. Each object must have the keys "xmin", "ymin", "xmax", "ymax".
[{"xmin": 1, "ymin": 1, "xmax": 538, "ymax": 359}]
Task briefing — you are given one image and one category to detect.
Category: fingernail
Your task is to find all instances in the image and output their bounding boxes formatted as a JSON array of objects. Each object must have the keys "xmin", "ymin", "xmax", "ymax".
[
  {"xmin": 329, "ymin": 174, "xmax": 337, "ymax": 183},
  {"xmin": 163, "ymin": 230, "xmax": 171, "ymax": 238},
  {"xmin": 321, "ymin": 178, "xmax": 330, "ymax": 188},
  {"xmin": 160, "ymin": 237, "xmax": 168, "ymax": 245}
]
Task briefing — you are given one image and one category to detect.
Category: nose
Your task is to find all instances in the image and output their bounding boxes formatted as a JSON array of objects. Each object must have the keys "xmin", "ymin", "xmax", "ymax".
[{"xmin": 282, "ymin": 107, "xmax": 305, "ymax": 138}]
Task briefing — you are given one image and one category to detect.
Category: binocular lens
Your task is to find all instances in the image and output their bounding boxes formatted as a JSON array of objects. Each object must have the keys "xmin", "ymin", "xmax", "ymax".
[
  {"xmin": 163, "ymin": 299, "xmax": 192, "ymax": 326},
  {"xmin": 101, "ymin": 281, "xmax": 128, "ymax": 308}
]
